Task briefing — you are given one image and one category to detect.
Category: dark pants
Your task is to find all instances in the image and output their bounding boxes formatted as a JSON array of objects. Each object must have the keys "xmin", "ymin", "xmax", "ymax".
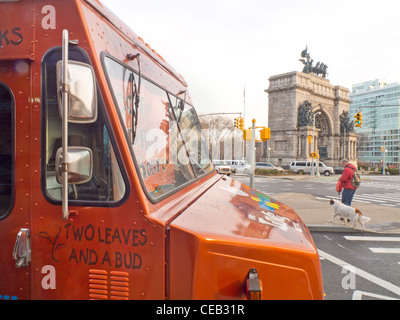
[{"xmin": 342, "ymin": 188, "xmax": 356, "ymax": 206}]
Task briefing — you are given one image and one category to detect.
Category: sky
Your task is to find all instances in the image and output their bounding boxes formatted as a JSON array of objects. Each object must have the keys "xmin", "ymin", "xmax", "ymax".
[{"xmin": 101, "ymin": 0, "xmax": 400, "ymax": 128}]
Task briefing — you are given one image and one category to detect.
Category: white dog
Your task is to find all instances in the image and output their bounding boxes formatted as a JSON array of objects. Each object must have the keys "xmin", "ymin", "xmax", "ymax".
[{"xmin": 329, "ymin": 199, "xmax": 371, "ymax": 230}]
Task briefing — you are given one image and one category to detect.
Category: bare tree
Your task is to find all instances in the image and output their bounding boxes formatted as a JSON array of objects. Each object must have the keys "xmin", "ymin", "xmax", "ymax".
[{"xmin": 199, "ymin": 115, "xmax": 243, "ymax": 160}]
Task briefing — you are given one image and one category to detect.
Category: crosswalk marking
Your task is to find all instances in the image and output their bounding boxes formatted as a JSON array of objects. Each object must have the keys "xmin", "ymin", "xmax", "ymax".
[
  {"xmin": 315, "ymin": 196, "xmax": 336, "ymax": 201},
  {"xmin": 357, "ymin": 193, "xmax": 400, "ymax": 201},
  {"xmin": 369, "ymin": 248, "xmax": 400, "ymax": 254},
  {"xmin": 354, "ymin": 193, "xmax": 400, "ymax": 203},
  {"xmin": 315, "ymin": 192, "xmax": 400, "ymax": 207},
  {"xmin": 354, "ymin": 196, "xmax": 385, "ymax": 203},
  {"xmin": 344, "ymin": 236, "xmax": 400, "ymax": 242},
  {"xmin": 316, "ymin": 196, "xmax": 375, "ymax": 203},
  {"xmin": 352, "ymin": 198, "xmax": 372, "ymax": 203}
]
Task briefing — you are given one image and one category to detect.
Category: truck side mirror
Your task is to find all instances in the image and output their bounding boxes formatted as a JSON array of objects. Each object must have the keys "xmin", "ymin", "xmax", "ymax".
[
  {"xmin": 56, "ymin": 60, "xmax": 97, "ymax": 123},
  {"xmin": 55, "ymin": 147, "xmax": 93, "ymax": 185}
]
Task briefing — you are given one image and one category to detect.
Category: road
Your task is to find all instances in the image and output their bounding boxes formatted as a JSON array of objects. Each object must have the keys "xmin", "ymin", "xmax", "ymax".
[
  {"xmin": 231, "ymin": 173, "xmax": 400, "ymax": 300},
  {"xmin": 313, "ymin": 231, "xmax": 400, "ymax": 300}
]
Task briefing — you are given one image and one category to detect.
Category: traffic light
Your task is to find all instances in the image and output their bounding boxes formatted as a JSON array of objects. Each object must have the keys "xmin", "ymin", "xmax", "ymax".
[
  {"xmin": 311, "ymin": 152, "xmax": 317, "ymax": 159},
  {"xmin": 307, "ymin": 135, "xmax": 312, "ymax": 144},
  {"xmin": 243, "ymin": 129, "xmax": 252, "ymax": 141},
  {"xmin": 239, "ymin": 117, "xmax": 244, "ymax": 130},
  {"xmin": 354, "ymin": 112, "xmax": 362, "ymax": 128},
  {"xmin": 234, "ymin": 118, "xmax": 239, "ymax": 128},
  {"xmin": 260, "ymin": 127, "xmax": 270, "ymax": 141}
]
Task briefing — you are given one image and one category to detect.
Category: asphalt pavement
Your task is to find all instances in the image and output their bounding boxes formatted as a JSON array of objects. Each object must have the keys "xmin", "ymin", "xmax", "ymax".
[{"xmin": 313, "ymin": 231, "xmax": 400, "ymax": 300}]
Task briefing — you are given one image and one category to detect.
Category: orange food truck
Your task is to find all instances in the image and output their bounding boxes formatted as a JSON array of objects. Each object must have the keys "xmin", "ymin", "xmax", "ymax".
[{"xmin": 0, "ymin": 0, "xmax": 323, "ymax": 300}]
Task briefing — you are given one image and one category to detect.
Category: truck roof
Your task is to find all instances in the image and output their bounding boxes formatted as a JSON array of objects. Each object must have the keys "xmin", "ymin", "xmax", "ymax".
[
  {"xmin": 84, "ymin": 0, "xmax": 188, "ymax": 87},
  {"xmin": 0, "ymin": 0, "xmax": 187, "ymax": 88}
]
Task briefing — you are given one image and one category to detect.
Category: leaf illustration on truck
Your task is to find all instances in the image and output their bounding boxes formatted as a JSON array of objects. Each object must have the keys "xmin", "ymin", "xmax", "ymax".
[{"xmin": 37, "ymin": 227, "xmax": 66, "ymax": 263}]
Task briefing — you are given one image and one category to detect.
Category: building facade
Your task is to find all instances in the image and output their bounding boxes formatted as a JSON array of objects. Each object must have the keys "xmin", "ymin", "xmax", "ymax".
[
  {"xmin": 350, "ymin": 79, "xmax": 400, "ymax": 167},
  {"xmin": 266, "ymin": 71, "xmax": 355, "ymax": 167}
]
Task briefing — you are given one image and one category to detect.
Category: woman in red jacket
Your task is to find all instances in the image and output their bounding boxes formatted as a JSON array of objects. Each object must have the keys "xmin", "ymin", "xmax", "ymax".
[{"xmin": 337, "ymin": 159, "xmax": 357, "ymax": 206}]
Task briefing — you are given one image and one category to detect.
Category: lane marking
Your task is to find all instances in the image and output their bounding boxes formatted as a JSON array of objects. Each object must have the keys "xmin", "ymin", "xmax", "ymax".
[
  {"xmin": 352, "ymin": 290, "xmax": 399, "ymax": 300},
  {"xmin": 369, "ymin": 248, "xmax": 400, "ymax": 254},
  {"xmin": 318, "ymin": 249, "xmax": 400, "ymax": 297},
  {"xmin": 344, "ymin": 236, "xmax": 400, "ymax": 242}
]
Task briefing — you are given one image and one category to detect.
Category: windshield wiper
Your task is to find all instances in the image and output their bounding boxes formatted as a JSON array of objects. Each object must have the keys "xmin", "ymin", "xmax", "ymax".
[
  {"xmin": 176, "ymin": 90, "xmax": 186, "ymax": 123},
  {"xmin": 127, "ymin": 53, "xmax": 142, "ymax": 143}
]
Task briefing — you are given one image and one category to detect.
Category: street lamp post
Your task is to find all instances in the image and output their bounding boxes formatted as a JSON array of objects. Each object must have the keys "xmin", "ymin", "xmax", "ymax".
[
  {"xmin": 250, "ymin": 119, "xmax": 256, "ymax": 188},
  {"xmin": 312, "ymin": 112, "xmax": 321, "ymax": 176},
  {"xmin": 382, "ymin": 141, "xmax": 387, "ymax": 175}
]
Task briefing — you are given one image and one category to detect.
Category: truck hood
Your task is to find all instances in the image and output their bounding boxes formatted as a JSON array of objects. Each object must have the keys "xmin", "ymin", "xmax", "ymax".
[
  {"xmin": 171, "ymin": 176, "xmax": 315, "ymax": 248},
  {"xmin": 168, "ymin": 176, "xmax": 323, "ymax": 299}
]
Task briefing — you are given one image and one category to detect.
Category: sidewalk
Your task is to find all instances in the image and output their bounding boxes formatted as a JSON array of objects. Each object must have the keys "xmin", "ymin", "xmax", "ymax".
[{"xmin": 272, "ymin": 192, "xmax": 400, "ymax": 233}]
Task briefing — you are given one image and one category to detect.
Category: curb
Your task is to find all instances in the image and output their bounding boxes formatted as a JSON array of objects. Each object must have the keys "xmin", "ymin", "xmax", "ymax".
[
  {"xmin": 306, "ymin": 224, "xmax": 400, "ymax": 234},
  {"xmin": 306, "ymin": 224, "xmax": 364, "ymax": 233}
]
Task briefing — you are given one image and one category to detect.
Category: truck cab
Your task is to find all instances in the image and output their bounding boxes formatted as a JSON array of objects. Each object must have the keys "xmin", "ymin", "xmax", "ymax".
[{"xmin": 0, "ymin": 0, "xmax": 323, "ymax": 300}]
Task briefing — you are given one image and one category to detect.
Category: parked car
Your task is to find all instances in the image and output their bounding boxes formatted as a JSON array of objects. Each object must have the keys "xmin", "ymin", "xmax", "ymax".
[
  {"xmin": 334, "ymin": 166, "xmax": 344, "ymax": 174},
  {"xmin": 225, "ymin": 160, "xmax": 251, "ymax": 174},
  {"xmin": 289, "ymin": 161, "xmax": 334, "ymax": 176},
  {"xmin": 255, "ymin": 162, "xmax": 284, "ymax": 171},
  {"xmin": 212, "ymin": 160, "xmax": 232, "ymax": 176}
]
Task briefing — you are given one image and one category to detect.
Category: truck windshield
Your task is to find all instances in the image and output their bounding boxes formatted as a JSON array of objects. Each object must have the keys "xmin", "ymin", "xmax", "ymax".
[
  {"xmin": 171, "ymin": 96, "xmax": 213, "ymax": 177},
  {"xmin": 103, "ymin": 56, "xmax": 213, "ymax": 200}
]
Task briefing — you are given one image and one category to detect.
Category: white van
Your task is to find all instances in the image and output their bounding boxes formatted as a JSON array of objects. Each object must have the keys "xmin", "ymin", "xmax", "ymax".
[{"xmin": 289, "ymin": 161, "xmax": 334, "ymax": 176}]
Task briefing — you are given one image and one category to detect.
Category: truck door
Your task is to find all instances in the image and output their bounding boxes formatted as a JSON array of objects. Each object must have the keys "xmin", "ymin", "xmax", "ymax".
[
  {"xmin": 0, "ymin": 60, "xmax": 32, "ymax": 300},
  {"xmin": 29, "ymin": 45, "xmax": 165, "ymax": 300}
]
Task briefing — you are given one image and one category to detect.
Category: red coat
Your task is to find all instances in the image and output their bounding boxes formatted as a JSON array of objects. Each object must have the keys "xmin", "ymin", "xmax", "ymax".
[{"xmin": 338, "ymin": 164, "xmax": 357, "ymax": 190}]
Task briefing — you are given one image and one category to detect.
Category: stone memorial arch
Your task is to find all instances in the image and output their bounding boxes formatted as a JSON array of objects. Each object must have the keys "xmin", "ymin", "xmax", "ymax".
[{"xmin": 265, "ymin": 71, "xmax": 357, "ymax": 167}]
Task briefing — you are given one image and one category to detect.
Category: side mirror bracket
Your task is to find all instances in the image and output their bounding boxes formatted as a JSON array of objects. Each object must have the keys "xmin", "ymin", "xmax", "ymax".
[{"xmin": 57, "ymin": 29, "xmax": 96, "ymax": 220}]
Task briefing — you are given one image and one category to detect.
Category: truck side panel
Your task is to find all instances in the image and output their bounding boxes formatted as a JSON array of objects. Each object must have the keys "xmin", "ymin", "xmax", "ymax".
[
  {"xmin": 1, "ymin": 0, "xmax": 167, "ymax": 300},
  {"xmin": 0, "ymin": 60, "xmax": 32, "ymax": 300}
]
